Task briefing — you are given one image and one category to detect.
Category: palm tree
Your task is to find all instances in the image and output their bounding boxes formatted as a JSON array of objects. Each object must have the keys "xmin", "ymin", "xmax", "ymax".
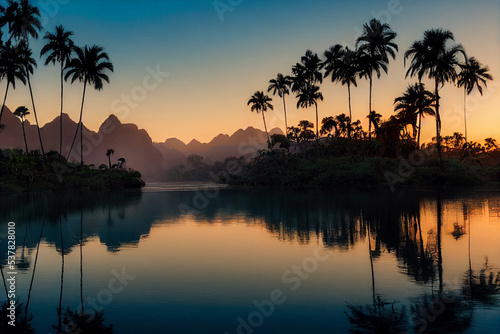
[
  {"xmin": 356, "ymin": 19, "xmax": 398, "ymax": 139},
  {"xmin": 106, "ymin": 149, "xmax": 114, "ymax": 169},
  {"xmin": 247, "ymin": 91, "xmax": 273, "ymax": 147},
  {"xmin": 323, "ymin": 45, "xmax": 358, "ymax": 121},
  {"xmin": 367, "ymin": 110, "xmax": 382, "ymax": 136},
  {"xmin": 457, "ymin": 57, "xmax": 493, "ymax": 143},
  {"xmin": 65, "ymin": 45, "xmax": 114, "ymax": 164},
  {"xmin": 296, "ymin": 83, "xmax": 323, "ymax": 138},
  {"xmin": 291, "ymin": 50, "xmax": 323, "ymax": 92},
  {"xmin": 405, "ymin": 29, "xmax": 466, "ymax": 161},
  {"xmin": 117, "ymin": 158, "xmax": 126, "ymax": 169},
  {"xmin": 0, "ymin": 41, "xmax": 26, "ymax": 124},
  {"xmin": 320, "ymin": 116, "xmax": 337, "ymax": 137},
  {"xmin": 268, "ymin": 73, "xmax": 292, "ymax": 135},
  {"xmin": 6, "ymin": 0, "xmax": 41, "ymax": 42},
  {"xmin": 19, "ymin": 41, "xmax": 45, "ymax": 156},
  {"xmin": 394, "ymin": 84, "xmax": 435, "ymax": 144},
  {"xmin": 13, "ymin": 106, "xmax": 29, "ymax": 153},
  {"xmin": 40, "ymin": 25, "xmax": 75, "ymax": 155}
]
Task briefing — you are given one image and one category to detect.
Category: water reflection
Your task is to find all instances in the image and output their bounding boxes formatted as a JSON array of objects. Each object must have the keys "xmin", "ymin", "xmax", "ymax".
[{"xmin": 0, "ymin": 187, "xmax": 499, "ymax": 333}]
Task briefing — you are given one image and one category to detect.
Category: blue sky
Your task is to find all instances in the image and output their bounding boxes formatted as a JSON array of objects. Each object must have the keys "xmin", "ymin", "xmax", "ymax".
[{"xmin": 6, "ymin": 0, "xmax": 500, "ymax": 143}]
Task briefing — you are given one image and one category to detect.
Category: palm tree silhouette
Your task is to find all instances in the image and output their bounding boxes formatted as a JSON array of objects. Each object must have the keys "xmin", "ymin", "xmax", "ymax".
[
  {"xmin": 13, "ymin": 106, "xmax": 30, "ymax": 153},
  {"xmin": 5, "ymin": 0, "xmax": 41, "ymax": 42},
  {"xmin": 405, "ymin": 29, "xmax": 466, "ymax": 162},
  {"xmin": 296, "ymin": 83, "xmax": 323, "ymax": 138},
  {"xmin": 25, "ymin": 218, "xmax": 45, "ymax": 324},
  {"xmin": 117, "ymin": 157, "xmax": 126, "ymax": 169},
  {"xmin": 40, "ymin": 25, "xmax": 75, "ymax": 155},
  {"xmin": 18, "ymin": 41, "xmax": 45, "ymax": 157},
  {"xmin": 65, "ymin": 45, "xmax": 114, "ymax": 164},
  {"xmin": 268, "ymin": 73, "xmax": 292, "ymax": 135},
  {"xmin": 291, "ymin": 50, "xmax": 323, "ymax": 92},
  {"xmin": 356, "ymin": 19, "xmax": 398, "ymax": 139},
  {"xmin": 320, "ymin": 116, "xmax": 337, "ymax": 137},
  {"xmin": 0, "ymin": 41, "xmax": 26, "ymax": 124},
  {"xmin": 247, "ymin": 91, "xmax": 273, "ymax": 147},
  {"xmin": 457, "ymin": 57, "xmax": 493, "ymax": 143},
  {"xmin": 323, "ymin": 44, "xmax": 358, "ymax": 121},
  {"xmin": 367, "ymin": 110, "xmax": 382, "ymax": 137},
  {"xmin": 106, "ymin": 149, "xmax": 114, "ymax": 169},
  {"xmin": 394, "ymin": 83, "xmax": 435, "ymax": 148}
]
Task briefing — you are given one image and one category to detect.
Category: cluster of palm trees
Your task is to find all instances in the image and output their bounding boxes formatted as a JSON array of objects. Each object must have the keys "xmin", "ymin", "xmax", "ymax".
[
  {"xmin": 248, "ymin": 19, "xmax": 493, "ymax": 158},
  {"xmin": 0, "ymin": 0, "xmax": 114, "ymax": 165}
]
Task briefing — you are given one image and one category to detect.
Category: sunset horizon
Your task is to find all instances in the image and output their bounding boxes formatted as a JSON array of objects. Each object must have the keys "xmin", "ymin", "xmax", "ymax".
[{"xmin": 3, "ymin": 0, "xmax": 499, "ymax": 144}]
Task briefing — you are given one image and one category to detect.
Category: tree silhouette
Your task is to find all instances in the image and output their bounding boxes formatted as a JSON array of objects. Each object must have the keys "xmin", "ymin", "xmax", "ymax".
[
  {"xmin": 323, "ymin": 44, "xmax": 359, "ymax": 121},
  {"xmin": 296, "ymin": 83, "xmax": 323, "ymax": 138},
  {"xmin": 394, "ymin": 83, "xmax": 435, "ymax": 148},
  {"xmin": 405, "ymin": 29, "xmax": 466, "ymax": 162},
  {"xmin": 248, "ymin": 91, "xmax": 273, "ymax": 147},
  {"xmin": 18, "ymin": 41, "xmax": 45, "ymax": 157},
  {"xmin": 13, "ymin": 106, "xmax": 29, "ymax": 153},
  {"xmin": 457, "ymin": 57, "xmax": 493, "ymax": 143},
  {"xmin": 0, "ymin": 41, "xmax": 26, "ymax": 124},
  {"xmin": 106, "ymin": 149, "xmax": 114, "ymax": 169},
  {"xmin": 40, "ymin": 25, "xmax": 75, "ymax": 155},
  {"xmin": 268, "ymin": 73, "xmax": 292, "ymax": 135},
  {"xmin": 291, "ymin": 50, "xmax": 323, "ymax": 92},
  {"xmin": 356, "ymin": 19, "xmax": 398, "ymax": 139},
  {"xmin": 367, "ymin": 110, "xmax": 382, "ymax": 136},
  {"xmin": 65, "ymin": 45, "xmax": 114, "ymax": 164}
]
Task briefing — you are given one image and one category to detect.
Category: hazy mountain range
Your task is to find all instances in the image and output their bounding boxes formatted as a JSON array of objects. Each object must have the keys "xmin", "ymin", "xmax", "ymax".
[{"xmin": 0, "ymin": 107, "xmax": 282, "ymax": 180}]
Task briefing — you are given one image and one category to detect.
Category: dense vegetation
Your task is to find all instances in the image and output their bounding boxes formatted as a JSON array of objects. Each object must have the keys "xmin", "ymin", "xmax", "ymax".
[
  {"xmin": 0, "ymin": 149, "xmax": 144, "ymax": 192},
  {"xmin": 242, "ymin": 19, "xmax": 496, "ymax": 189},
  {"xmin": 0, "ymin": 1, "xmax": 135, "ymax": 193}
]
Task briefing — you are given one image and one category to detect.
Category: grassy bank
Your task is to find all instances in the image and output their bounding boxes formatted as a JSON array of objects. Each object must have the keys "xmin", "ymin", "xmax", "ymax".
[{"xmin": 0, "ymin": 149, "xmax": 145, "ymax": 193}]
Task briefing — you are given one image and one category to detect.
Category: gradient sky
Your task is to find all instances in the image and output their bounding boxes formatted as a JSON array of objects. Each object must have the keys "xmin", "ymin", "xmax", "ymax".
[{"xmin": 5, "ymin": 0, "xmax": 500, "ymax": 143}]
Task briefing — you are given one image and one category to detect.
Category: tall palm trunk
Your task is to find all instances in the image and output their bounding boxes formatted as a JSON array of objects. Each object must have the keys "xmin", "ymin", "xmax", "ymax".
[
  {"xmin": 67, "ymin": 80, "xmax": 87, "ymax": 163},
  {"xmin": 60, "ymin": 62, "xmax": 65, "ymax": 155},
  {"xmin": 282, "ymin": 95, "xmax": 288, "ymax": 135},
  {"xmin": 0, "ymin": 82, "xmax": 10, "ymax": 124},
  {"xmin": 108, "ymin": 155, "xmax": 112, "ymax": 169},
  {"xmin": 436, "ymin": 193, "xmax": 443, "ymax": 295},
  {"xmin": 315, "ymin": 103, "xmax": 319, "ymax": 138},
  {"xmin": 463, "ymin": 87, "xmax": 468, "ymax": 143},
  {"xmin": 27, "ymin": 73, "xmax": 45, "ymax": 157},
  {"xmin": 57, "ymin": 216, "xmax": 65, "ymax": 332},
  {"xmin": 261, "ymin": 112, "xmax": 270, "ymax": 148},
  {"xmin": 368, "ymin": 77, "xmax": 373, "ymax": 139},
  {"xmin": 347, "ymin": 82, "xmax": 352, "ymax": 120},
  {"xmin": 434, "ymin": 79, "xmax": 442, "ymax": 164},
  {"xmin": 417, "ymin": 80, "xmax": 423, "ymax": 150},
  {"xmin": 21, "ymin": 119, "xmax": 28, "ymax": 153},
  {"xmin": 25, "ymin": 218, "xmax": 46, "ymax": 319},
  {"xmin": 367, "ymin": 222, "xmax": 376, "ymax": 308},
  {"xmin": 80, "ymin": 208, "xmax": 84, "ymax": 314}
]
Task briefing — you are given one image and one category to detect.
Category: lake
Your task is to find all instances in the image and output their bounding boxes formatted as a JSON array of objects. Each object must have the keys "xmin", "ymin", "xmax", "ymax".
[{"xmin": 1, "ymin": 184, "xmax": 499, "ymax": 333}]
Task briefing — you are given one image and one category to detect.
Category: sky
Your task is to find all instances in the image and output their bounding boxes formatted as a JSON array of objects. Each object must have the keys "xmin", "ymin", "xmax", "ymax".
[{"xmin": 5, "ymin": 0, "xmax": 500, "ymax": 144}]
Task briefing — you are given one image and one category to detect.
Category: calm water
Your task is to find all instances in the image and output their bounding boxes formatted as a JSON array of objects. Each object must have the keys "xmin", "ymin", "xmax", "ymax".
[{"xmin": 1, "ymin": 185, "xmax": 500, "ymax": 333}]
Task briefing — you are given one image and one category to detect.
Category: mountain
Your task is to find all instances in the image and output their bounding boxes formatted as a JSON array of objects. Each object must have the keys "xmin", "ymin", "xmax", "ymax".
[
  {"xmin": 1, "ymin": 106, "xmax": 284, "ymax": 180},
  {"xmin": 0, "ymin": 107, "xmax": 163, "ymax": 180},
  {"xmin": 156, "ymin": 126, "xmax": 284, "ymax": 164}
]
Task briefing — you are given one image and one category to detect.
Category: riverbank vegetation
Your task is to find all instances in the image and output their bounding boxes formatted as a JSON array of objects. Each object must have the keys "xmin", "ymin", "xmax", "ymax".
[
  {"xmin": 0, "ymin": 149, "xmax": 144, "ymax": 192},
  {"xmin": 240, "ymin": 20, "xmax": 497, "ymax": 189}
]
